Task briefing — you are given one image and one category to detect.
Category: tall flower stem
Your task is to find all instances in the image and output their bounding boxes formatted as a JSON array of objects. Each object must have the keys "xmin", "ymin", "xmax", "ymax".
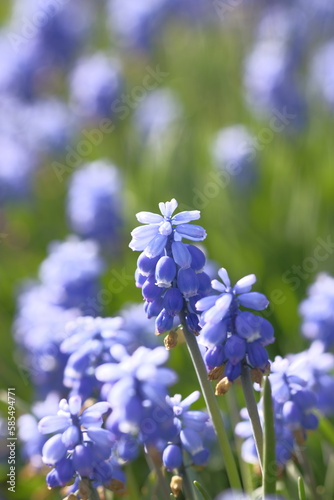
[
  {"xmin": 240, "ymin": 365, "xmax": 263, "ymax": 473},
  {"xmin": 226, "ymin": 388, "xmax": 254, "ymax": 494},
  {"xmin": 180, "ymin": 312, "xmax": 242, "ymax": 491}
]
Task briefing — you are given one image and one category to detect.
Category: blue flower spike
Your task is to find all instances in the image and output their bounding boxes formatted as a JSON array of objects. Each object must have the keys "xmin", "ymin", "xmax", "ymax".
[
  {"xmin": 197, "ymin": 268, "xmax": 274, "ymax": 384},
  {"xmin": 129, "ymin": 199, "xmax": 211, "ymax": 340}
]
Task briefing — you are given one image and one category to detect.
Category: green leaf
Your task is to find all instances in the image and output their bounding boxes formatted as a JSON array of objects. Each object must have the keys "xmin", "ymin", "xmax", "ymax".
[
  {"xmin": 193, "ymin": 480, "xmax": 213, "ymax": 500},
  {"xmin": 318, "ymin": 414, "xmax": 334, "ymax": 449},
  {"xmin": 298, "ymin": 476, "xmax": 306, "ymax": 500},
  {"xmin": 263, "ymin": 376, "xmax": 277, "ymax": 497}
]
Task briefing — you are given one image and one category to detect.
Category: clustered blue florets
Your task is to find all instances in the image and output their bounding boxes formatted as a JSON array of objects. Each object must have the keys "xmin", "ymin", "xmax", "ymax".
[
  {"xmin": 196, "ymin": 268, "xmax": 274, "ymax": 381},
  {"xmin": 38, "ymin": 396, "xmax": 118, "ymax": 489},
  {"xmin": 236, "ymin": 353, "xmax": 320, "ymax": 469},
  {"xmin": 129, "ymin": 199, "xmax": 211, "ymax": 335},
  {"xmin": 162, "ymin": 391, "xmax": 211, "ymax": 470}
]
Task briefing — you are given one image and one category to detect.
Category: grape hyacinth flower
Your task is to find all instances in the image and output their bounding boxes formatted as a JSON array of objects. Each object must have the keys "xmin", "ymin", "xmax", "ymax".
[
  {"xmin": 290, "ymin": 342, "xmax": 334, "ymax": 417},
  {"xmin": 235, "ymin": 401, "xmax": 294, "ymax": 470},
  {"xmin": 96, "ymin": 346, "xmax": 178, "ymax": 447},
  {"xmin": 10, "ymin": 0, "xmax": 94, "ymax": 67},
  {"xmin": 211, "ymin": 125, "xmax": 257, "ymax": 191},
  {"xmin": 39, "ymin": 237, "xmax": 104, "ymax": 313},
  {"xmin": 67, "ymin": 161, "xmax": 123, "ymax": 248},
  {"xmin": 18, "ymin": 393, "xmax": 60, "ymax": 469},
  {"xmin": 129, "ymin": 199, "xmax": 211, "ymax": 337},
  {"xmin": 196, "ymin": 268, "xmax": 274, "ymax": 382},
  {"xmin": 14, "ymin": 284, "xmax": 79, "ymax": 397},
  {"xmin": 244, "ymin": 38, "xmax": 307, "ymax": 131},
  {"xmin": 162, "ymin": 391, "xmax": 210, "ymax": 470},
  {"xmin": 270, "ymin": 356, "xmax": 319, "ymax": 433},
  {"xmin": 299, "ymin": 273, "xmax": 334, "ymax": 348},
  {"xmin": 69, "ymin": 53, "xmax": 123, "ymax": 120},
  {"xmin": 0, "ymin": 134, "xmax": 37, "ymax": 204},
  {"xmin": 38, "ymin": 396, "xmax": 115, "ymax": 489},
  {"xmin": 107, "ymin": 0, "xmax": 172, "ymax": 51},
  {"xmin": 60, "ymin": 316, "xmax": 133, "ymax": 398}
]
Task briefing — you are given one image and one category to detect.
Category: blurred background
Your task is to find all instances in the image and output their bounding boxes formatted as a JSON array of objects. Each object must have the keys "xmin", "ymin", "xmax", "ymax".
[{"xmin": 0, "ymin": 0, "xmax": 334, "ymax": 498}]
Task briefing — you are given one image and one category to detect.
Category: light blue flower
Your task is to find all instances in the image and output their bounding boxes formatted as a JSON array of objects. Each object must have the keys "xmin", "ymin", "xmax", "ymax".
[
  {"xmin": 196, "ymin": 268, "xmax": 273, "ymax": 381},
  {"xmin": 129, "ymin": 199, "xmax": 206, "ymax": 258}
]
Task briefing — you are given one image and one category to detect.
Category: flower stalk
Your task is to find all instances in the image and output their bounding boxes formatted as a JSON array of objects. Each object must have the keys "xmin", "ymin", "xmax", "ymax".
[
  {"xmin": 240, "ymin": 364, "xmax": 263, "ymax": 472},
  {"xmin": 180, "ymin": 311, "xmax": 242, "ymax": 491}
]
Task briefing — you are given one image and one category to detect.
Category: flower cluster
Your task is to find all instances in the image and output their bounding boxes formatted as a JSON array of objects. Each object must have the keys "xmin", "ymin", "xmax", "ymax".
[
  {"xmin": 243, "ymin": 4, "xmax": 307, "ymax": 131},
  {"xmin": 69, "ymin": 52, "xmax": 123, "ymax": 121},
  {"xmin": 38, "ymin": 396, "xmax": 119, "ymax": 490},
  {"xmin": 96, "ymin": 346, "xmax": 178, "ymax": 449},
  {"xmin": 67, "ymin": 161, "xmax": 123, "ymax": 248},
  {"xmin": 14, "ymin": 238, "xmax": 104, "ymax": 398},
  {"xmin": 61, "ymin": 316, "xmax": 132, "ymax": 399},
  {"xmin": 39, "ymin": 238, "xmax": 104, "ymax": 313},
  {"xmin": 197, "ymin": 268, "xmax": 274, "ymax": 382},
  {"xmin": 130, "ymin": 199, "xmax": 211, "ymax": 336},
  {"xmin": 211, "ymin": 125, "xmax": 258, "ymax": 191},
  {"xmin": 299, "ymin": 272, "xmax": 334, "ymax": 348},
  {"xmin": 236, "ymin": 353, "xmax": 320, "ymax": 469},
  {"xmin": 162, "ymin": 391, "xmax": 211, "ymax": 470}
]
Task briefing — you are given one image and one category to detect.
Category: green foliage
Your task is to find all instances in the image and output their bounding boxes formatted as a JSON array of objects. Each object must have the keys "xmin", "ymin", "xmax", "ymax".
[{"xmin": 1, "ymin": 6, "xmax": 334, "ymax": 500}]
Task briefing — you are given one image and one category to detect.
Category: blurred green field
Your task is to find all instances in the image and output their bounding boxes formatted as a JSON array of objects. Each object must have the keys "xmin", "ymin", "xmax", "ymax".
[{"xmin": 1, "ymin": 4, "xmax": 334, "ymax": 500}]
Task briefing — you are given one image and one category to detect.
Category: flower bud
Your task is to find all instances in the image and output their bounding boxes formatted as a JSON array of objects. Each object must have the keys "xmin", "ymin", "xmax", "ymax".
[
  {"xmin": 170, "ymin": 475, "xmax": 183, "ymax": 497},
  {"xmin": 155, "ymin": 256, "xmax": 177, "ymax": 288},
  {"xmin": 163, "ymin": 288, "xmax": 183, "ymax": 316},
  {"xmin": 215, "ymin": 376, "xmax": 231, "ymax": 395},
  {"xmin": 187, "ymin": 245, "xmax": 206, "ymax": 272},
  {"xmin": 163, "ymin": 444, "xmax": 182, "ymax": 470},
  {"xmin": 155, "ymin": 309, "xmax": 174, "ymax": 334},
  {"xmin": 177, "ymin": 267, "xmax": 199, "ymax": 298}
]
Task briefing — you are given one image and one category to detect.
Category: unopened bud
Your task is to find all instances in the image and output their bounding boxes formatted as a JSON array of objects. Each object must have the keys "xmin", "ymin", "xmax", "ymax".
[
  {"xmin": 208, "ymin": 365, "xmax": 224, "ymax": 381},
  {"xmin": 293, "ymin": 429, "xmax": 305, "ymax": 446},
  {"xmin": 164, "ymin": 330, "xmax": 178, "ymax": 349},
  {"xmin": 106, "ymin": 479, "xmax": 125, "ymax": 492},
  {"xmin": 78, "ymin": 478, "xmax": 92, "ymax": 500},
  {"xmin": 215, "ymin": 377, "xmax": 231, "ymax": 395},
  {"xmin": 251, "ymin": 368, "xmax": 264, "ymax": 385},
  {"xmin": 170, "ymin": 475, "xmax": 183, "ymax": 497}
]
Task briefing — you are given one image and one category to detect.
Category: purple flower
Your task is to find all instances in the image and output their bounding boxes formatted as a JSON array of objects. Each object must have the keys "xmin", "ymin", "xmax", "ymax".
[
  {"xmin": 196, "ymin": 268, "xmax": 273, "ymax": 381},
  {"xmin": 130, "ymin": 199, "xmax": 210, "ymax": 335},
  {"xmin": 69, "ymin": 52, "xmax": 123, "ymax": 120},
  {"xmin": 162, "ymin": 391, "xmax": 210, "ymax": 470},
  {"xmin": 211, "ymin": 125, "xmax": 257, "ymax": 190},
  {"xmin": 38, "ymin": 396, "xmax": 115, "ymax": 489},
  {"xmin": 299, "ymin": 273, "xmax": 334, "ymax": 348},
  {"xmin": 67, "ymin": 161, "xmax": 123, "ymax": 248},
  {"xmin": 39, "ymin": 237, "xmax": 104, "ymax": 313},
  {"xmin": 129, "ymin": 199, "xmax": 206, "ymax": 256},
  {"xmin": 289, "ymin": 341, "xmax": 334, "ymax": 417}
]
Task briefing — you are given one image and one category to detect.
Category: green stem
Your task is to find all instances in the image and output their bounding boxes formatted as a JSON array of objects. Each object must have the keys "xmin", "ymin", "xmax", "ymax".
[
  {"xmin": 226, "ymin": 387, "xmax": 254, "ymax": 494},
  {"xmin": 294, "ymin": 432, "xmax": 320, "ymax": 500},
  {"xmin": 180, "ymin": 312, "xmax": 242, "ymax": 491},
  {"xmin": 240, "ymin": 365, "xmax": 263, "ymax": 472},
  {"xmin": 145, "ymin": 454, "xmax": 171, "ymax": 500},
  {"xmin": 298, "ymin": 476, "xmax": 306, "ymax": 500},
  {"xmin": 182, "ymin": 467, "xmax": 198, "ymax": 500},
  {"xmin": 263, "ymin": 376, "xmax": 276, "ymax": 497}
]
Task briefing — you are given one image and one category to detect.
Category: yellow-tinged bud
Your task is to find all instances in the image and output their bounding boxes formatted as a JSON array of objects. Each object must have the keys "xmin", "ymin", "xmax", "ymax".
[
  {"xmin": 215, "ymin": 377, "xmax": 231, "ymax": 395},
  {"xmin": 208, "ymin": 365, "xmax": 225, "ymax": 381},
  {"xmin": 170, "ymin": 475, "xmax": 183, "ymax": 497},
  {"xmin": 164, "ymin": 329, "xmax": 178, "ymax": 349},
  {"xmin": 105, "ymin": 478, "xmax": 125, "ymax": 492}
]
